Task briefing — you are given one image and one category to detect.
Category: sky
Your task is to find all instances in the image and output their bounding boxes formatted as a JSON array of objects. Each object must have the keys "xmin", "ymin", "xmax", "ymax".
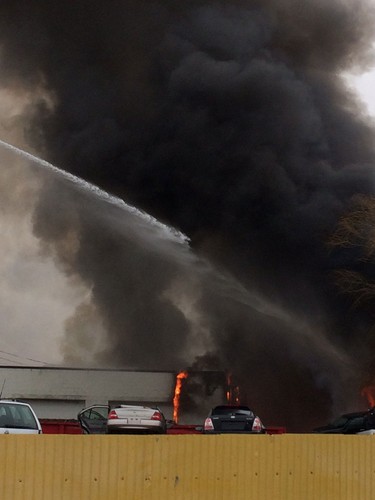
[{"xmin": 346, "ymin": 66, "xmax": 375, "ymax": 118}]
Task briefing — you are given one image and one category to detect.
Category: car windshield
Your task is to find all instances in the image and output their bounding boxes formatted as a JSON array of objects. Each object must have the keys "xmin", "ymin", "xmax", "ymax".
[
  {"xmin": 0, "ymin": 403, "xmax": 38, "ymax": 429},
  {"xmin": 330, "ymin": 415, "xmax": 363, "ymax": 428},
  {"xmin": 330, "ymin": 416, "xmax": 350, "ymax": 427},
  {"xmin": 346, "ymin": 417, "xmax": 365, "ymax": 430}
]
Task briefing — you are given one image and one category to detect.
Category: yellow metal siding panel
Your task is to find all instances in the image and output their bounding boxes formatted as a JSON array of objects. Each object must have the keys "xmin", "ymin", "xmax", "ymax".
[{"xmin": 0, "ymin": 434, "xmax": 375, "ymax": 499}]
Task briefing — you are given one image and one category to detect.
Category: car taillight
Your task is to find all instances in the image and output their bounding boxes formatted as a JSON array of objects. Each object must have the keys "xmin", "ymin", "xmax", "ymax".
[
  {"xmin": 252, "ymin": 416, "xmax": 263, "ymax": 432},
  {"xmin": 151, "ymin": 411, "xmax": 162, "ymax": 421},
  {"xmin": 204, "ymin": 418, "xmax": 214, "ymax": 431},
  {"xmin": 108, "ymin": 410, "xmax": 118, "ymax": 419}
]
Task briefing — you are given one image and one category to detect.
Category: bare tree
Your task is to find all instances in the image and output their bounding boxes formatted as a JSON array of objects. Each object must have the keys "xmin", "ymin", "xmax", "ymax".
[{"xmin": 329, "ymin": 195, "xmax": 375, "ymax": 307}]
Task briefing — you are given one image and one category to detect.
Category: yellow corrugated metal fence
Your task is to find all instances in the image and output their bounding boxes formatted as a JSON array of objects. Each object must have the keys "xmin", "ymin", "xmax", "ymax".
[{"xmin": 0, "ymin": 434, "xmax": 374, "ymax": 499}]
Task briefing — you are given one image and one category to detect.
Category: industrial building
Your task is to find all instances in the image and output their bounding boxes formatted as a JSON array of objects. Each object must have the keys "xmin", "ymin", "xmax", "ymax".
[
  {"xmin": 0, "ymin": 366, "xmax": 176, "ymax": 420},
  {"xmin": 0, "ymin": 366, "xmax": 226, "ymax": 423}
]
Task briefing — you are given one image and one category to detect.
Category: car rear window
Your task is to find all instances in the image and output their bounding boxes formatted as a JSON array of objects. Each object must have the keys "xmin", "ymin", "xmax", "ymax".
[
  {"xmin": 0, "ymin": 403, "xmax": 38, "ymax": 430},
  {"xmin": 331, "ymin": 416, "xmax": 350, "ymax": 427},
  {"xmin": 211, "ymin": 406, "xmax": 253, "ymax": 416}
]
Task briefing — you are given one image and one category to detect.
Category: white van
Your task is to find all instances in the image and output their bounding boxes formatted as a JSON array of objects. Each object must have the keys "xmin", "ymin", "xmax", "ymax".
[{"xmin": 0, "ymin": 400, "xmax": 42, "ymax": 434}]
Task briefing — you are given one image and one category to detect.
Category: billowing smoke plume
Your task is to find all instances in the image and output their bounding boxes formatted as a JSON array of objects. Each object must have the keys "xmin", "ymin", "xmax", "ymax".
[{"xmin": 1, "ymin": 0, "xmax": 375, "ymax": 430}]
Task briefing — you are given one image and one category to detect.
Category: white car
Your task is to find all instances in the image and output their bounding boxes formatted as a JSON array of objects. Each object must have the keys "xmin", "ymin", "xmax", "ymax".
[
  {"xmin": 0, "ymin": 400, "xmax": 42, "ymax": 434},
  {"xmin": 107, "ymin": 405, "xmax": 167, "ymax": 434}
]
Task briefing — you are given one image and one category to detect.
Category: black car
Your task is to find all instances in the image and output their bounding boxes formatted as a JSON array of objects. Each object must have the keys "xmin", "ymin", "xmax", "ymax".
[
  {"xmin": 203, "ymin": 405, "xmax": 265, "ymax": 434},
  {"xmin": 313, "ymin": 409, "xmax": 375, "ymax": 434}
]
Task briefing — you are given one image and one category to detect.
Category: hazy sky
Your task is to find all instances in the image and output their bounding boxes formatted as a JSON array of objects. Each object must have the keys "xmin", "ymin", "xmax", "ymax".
[
  {"xmin": 346, "ymin": 60, "xmax": 375, "ymax": 117},
  {"xmin": 0, "ymin": 91, "xmax": 88, "ymax": 367}
]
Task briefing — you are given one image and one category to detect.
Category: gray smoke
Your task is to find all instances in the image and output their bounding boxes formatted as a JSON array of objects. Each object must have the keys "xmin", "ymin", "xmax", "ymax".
[{"xmin": 1, "ymin": 0, "xmax": 375, "ymax": 430}]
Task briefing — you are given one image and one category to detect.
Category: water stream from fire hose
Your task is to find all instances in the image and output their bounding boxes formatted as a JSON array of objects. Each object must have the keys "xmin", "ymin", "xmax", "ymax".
[
  {"xmin": 0, "ymin": 138, "xmax": 265, "ymax": 309},
  {"xmin": 0, "ymin": 137, "xmax": 271, "ymax": 310},
  {"xmin": 0, "ymin": 139, "xmax": 354, "ymax": 369},
  {"xmin": 0, "ymin": 138, "xmax": 190, "ymax": 247}
]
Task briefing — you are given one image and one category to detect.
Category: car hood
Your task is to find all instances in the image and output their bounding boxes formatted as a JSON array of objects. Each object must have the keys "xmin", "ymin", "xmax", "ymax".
[{"xmin": 313, "ymin": 424, "xmax": 345, "ymax": 433}]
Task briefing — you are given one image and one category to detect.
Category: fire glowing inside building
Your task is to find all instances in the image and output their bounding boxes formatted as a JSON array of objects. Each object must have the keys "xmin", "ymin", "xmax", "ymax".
[{"xmin": 173, "ymin": 371, "xmax": 188, "ymax": 423}]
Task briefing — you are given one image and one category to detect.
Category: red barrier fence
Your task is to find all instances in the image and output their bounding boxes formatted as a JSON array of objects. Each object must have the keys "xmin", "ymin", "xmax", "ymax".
[
  {"xmin": 40, "ymin": 419, "xmax": 83, "ymax": 434},
  {"xmin": 265, "ymin": 427, "xmax": 287, "ymax": 434},
  {"xmin": 40, "ymin": 419, "xmax": 286, "ymax": 435},
  {"xmin": 167, "ymin": 424, "xmax": 203, "ymax": 434}
]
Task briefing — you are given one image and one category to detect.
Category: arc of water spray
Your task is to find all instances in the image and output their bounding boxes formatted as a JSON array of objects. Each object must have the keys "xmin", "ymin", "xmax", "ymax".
[
  {"xmin": 0, "ymin": 139, "xmax": 353, "ymax": 372},
  {"xmin": 0, "ymin": 138, "xmax": 190, "ymax": 246},
  {"xmin": 0, "ymin": 140, "xmax": 292, "ymax": 315}
]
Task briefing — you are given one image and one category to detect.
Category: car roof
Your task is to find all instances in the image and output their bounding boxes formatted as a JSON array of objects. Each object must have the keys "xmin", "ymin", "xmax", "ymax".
[
  {"xmin": 115, "ymin": 405, "xmax": 156, "ymax": 410},
  {"xmin": 0, "ymin": 400, "xmax": 31, "ymax": 406},
  {"xmin": 212, "ymin": 405, "xmax": 252, "ymax": 411},
  {"xmin": 341, "ymin": 411, "xmax": 368, "ymax": 418}
]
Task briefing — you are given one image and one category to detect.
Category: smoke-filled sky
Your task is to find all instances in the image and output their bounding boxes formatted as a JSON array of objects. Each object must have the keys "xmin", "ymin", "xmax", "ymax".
[{"xmin": 1, "ymin": 0, "xmax": 375, "ymax": 430}]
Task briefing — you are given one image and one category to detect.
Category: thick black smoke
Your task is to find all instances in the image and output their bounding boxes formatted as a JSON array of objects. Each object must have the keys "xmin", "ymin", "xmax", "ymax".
[{"xmin": 1, "ymin": 0, "xmax": 375, "ymax": 430}]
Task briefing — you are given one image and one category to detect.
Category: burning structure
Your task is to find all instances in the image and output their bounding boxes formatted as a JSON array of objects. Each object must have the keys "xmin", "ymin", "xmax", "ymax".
[
  {"xmin": 0, "ymin": 0, "xmax": 375, "ymax": 431},
  {"xmin": 173, "ymin": 371, "xmax": 188, "ymax": 423}
]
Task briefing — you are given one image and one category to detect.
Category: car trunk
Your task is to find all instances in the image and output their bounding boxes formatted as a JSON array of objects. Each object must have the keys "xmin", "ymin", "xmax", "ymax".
[
  {"xmin": 116, "ymin": 406, "xmax": 152, "ymax": 425},
  {"xmin": 213, "ymin": 415, "xmax": 253, "ymax": 432}
]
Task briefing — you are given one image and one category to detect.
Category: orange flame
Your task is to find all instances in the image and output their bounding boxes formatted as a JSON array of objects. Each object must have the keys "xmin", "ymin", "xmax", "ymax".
[
  {"xmin": 362, "ymin": 385, "xmax": 375, "ymax": 407},
  {"xmin": 173, "ymin": 370, "xmax": 188, "ymax": 423},
  {"xmin": 226, "ymin": 372, "xmax": 232, "ymax": 403}
]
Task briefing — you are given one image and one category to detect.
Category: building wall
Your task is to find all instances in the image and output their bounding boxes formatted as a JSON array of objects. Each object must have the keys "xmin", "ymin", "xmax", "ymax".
[
  {"xmin": 22, "ymin": 398, "xmax": 85, "ymax": 419},
  {"xmin": 0, "ymin": 366, "xmax": 176, "ymax": 419}
]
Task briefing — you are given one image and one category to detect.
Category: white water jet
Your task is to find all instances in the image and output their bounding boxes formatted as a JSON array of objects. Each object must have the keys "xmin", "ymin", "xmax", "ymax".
[
  {"xmin": 0, "ymin": 139, "xmax": 190, "ymax": 246},
  {"xmin": 0, "ymin": 138, "xmax": 353, "ymax": 375},
  {"xmin": 0, "ymin": 140, "xmax": 260, "ymax": 308},
  {"xmin": 0, "ymin": 140, "xmax": 345, "ymax": 316}
]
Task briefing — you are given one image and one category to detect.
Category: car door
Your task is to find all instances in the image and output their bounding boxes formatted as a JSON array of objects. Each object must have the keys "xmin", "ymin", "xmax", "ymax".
[{"xmin": 78, "ymin": 405, "xmax": 109, "ymax": 434}]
